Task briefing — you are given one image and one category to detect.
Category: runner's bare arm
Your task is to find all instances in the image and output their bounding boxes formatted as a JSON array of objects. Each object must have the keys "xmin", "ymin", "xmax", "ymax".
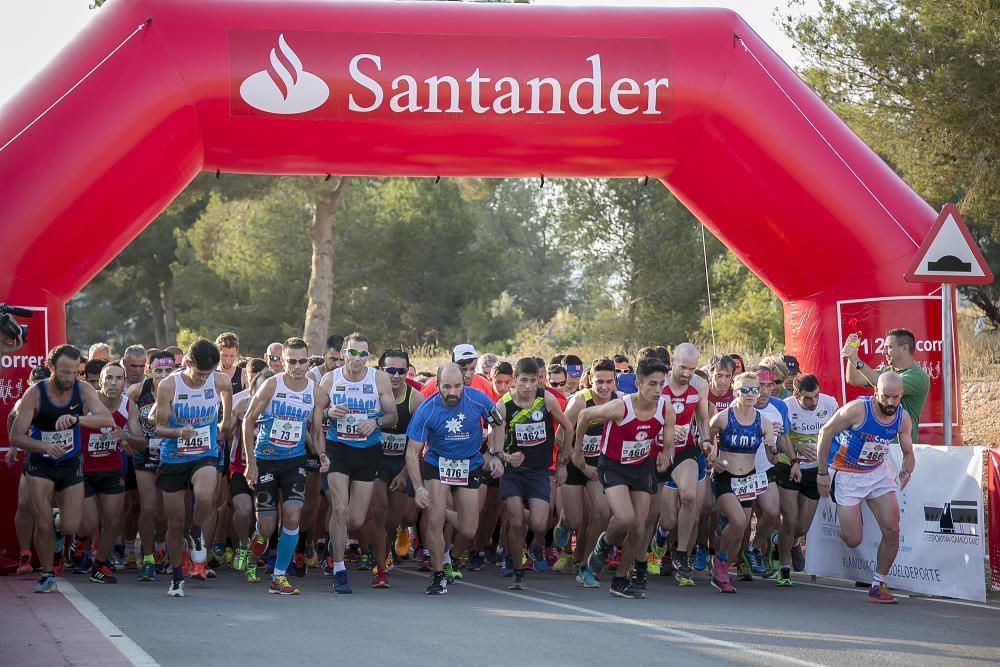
[
  {"xmin": 375, "ymin": 370, "xmax": 398, "ymax": 429},
  {"xmin": 8, "ymin": 387, "xmax": 42, "ymax": 453},
  {"xmin": 125, "ymin": 398, "xmax": 146, "ymax": 451},
  {"xmin": 897, "ymin": 411, "xmax": 915, "ymax": 489},
  {"xmin": 311, "ymin": 384, "xmax": 331, "ymax": 459},
  {"xmin": 215, "ymin": 372, "xmax": 234, "ymax": 440}
]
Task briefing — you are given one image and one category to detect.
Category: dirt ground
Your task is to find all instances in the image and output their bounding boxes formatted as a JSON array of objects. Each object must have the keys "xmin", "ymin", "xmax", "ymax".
[{"xmin": 961, "ymin": 380, "xmax": 1000, "ymax": 445}]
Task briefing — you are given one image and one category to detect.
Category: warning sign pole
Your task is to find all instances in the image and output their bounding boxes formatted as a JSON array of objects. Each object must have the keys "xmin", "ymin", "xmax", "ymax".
[{"xmin": 942, "ymin": 284, "xmax": 953, "ymax": 445}]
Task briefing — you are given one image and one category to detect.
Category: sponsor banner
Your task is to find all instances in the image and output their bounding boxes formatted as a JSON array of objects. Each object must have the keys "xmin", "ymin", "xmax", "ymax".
[
  {"xmin": 229, "ymin": 30, "xmax": 672, "ymax": 122},
  {"xmin": 806, "ymin": 444, "xmax": 986, "ymax": 602},
  {"xmin": 836, "ymin": 296, "xmax": 958, "ymax": 432},
  {"xmin": 988, "ymin": 448, "xmax": 1000, "ymax": 591}
]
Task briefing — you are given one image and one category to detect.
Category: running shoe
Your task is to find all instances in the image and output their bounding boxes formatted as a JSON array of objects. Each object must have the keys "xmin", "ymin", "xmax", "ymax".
[
  {"xmin": 500, "ymin": 554, "xmax": 514, "ymax": 577},
  {"xmin": 776, "ymin": 566, "xmax": 793, "ymax": 587},
  {"xmin": 508, "ymin": 570, "xmax": 526, "ymax": 590},
  {"xmin": 646, "ymin": 551, "xmax": 660, "ymax": 576},
  {"xmin": 167, "ymin": 579, "xmax": 185, "ymax": 597},
  {"xmin": 553, "ymin": 517, "xmax": 571, "ymax": 549},
  {"xmin": 154, "ymin": 549, "xmax": 166, "ymax": 573},
  {"xmin": 232, "ymin": 545, "xmax": 249, "ymax": 572},
  {"xmin": 650, "ymin": 533, "xmax": 668, "ymax": 560},
  {"xmin": 384, "ymin": 554, "xmax": 394, "ymax": 572},
  {"xmin": 606, "ymin": 546, "xmax": 621, "ymax": 571},
  {"xmin": 552, "ymin": 551, "xmax": 574, "ymax": 574},
  {"xmin": 90, "ymin": 563, "xmax": 117, "ymax": 584},
  {"xmin": 269, "ymin": 575, "xmax": 300, "ymax": 595},
  {"xmin": 205, "ymin": 566, "xmax": 217, "ymax": 579},
  {"xmin": 371, "ymin": 568, "xmax": 391, "ymax": 588},
  {"xmin": 222, "ymin": 546, "xmax": 234, "ymax": 565},
  {"xmin": 673, "ymin": 552, "xmax": 695, "ymax": 587},
  {"xmin": 531, "ymin": 546, "xmax": 548, "ymax": 573},
  {"xmin": 189, "ymin": 561, "xmax": 207, "ymax": 581},
  {"xmin": 293, "ymin": 552, "xmax": 307, "ymax": 577},
  {"xmin": 52, "ymin": 553, "xmax": 65, "ymax": 577},
  {"xmin": 418, "ymin": 550, "xmax": 432, "ymax": 572},
  {"xmin": 546, "ymin": 547, "xmax": 560, "ymax": 567},
  {"xmin": 73, "ymin": 551, "xmax": 93, "ymax": 575},
  {"xmin": 522, "ymin": 550, "xmax": 533, "ymax": 572},
  {"xmin": 575, "ymin": 566, "xmax": 600, "ymax": 588},
  {"xmin": 743, "ymin": 548, "xmax": 765, "ymax": 574},
  {"xmin": 333, "ymin": 570, "xmax": 353, "ymax": 594},
  {"xmin": 304, "ymin": 550, "xmax": 318, "ymax": 568},
  {"xmin": 34, "ymin": 573, "xmax": 57, "ymax": 594},
  {"xmin": 249, "ymin": 533, "xmax": 269, "ymax": 559},
  {"xmin": 17, "ymin": 550, "xmax": 33, "ymax": 575},
  {"xmin": 356, "ymin": 551, "xmax": 373, "ymax": 571},
  {"xmin": 139, "ymin": 560, "xmax": 156, "ymax": 581},
  {"xmin": 791, "ymin": 544, "xmax": 805, "ymax": 573},
  {"xmin": 444, "ymin": 562, "xmax": 463, "ymax": 583},
  {"xmin": 737, "ymin": 557, "xmax": 753, "ymax": 582},
  {"xmin": 609, "ymin": 576, "xmax": 643, "ymax": 599},
  {"xmin": 322, "ymin": 555, "xmax": 334, "ymax": 576},
  {"xmin": 426, "ymin": 571, "xmax": 448, "ymax": 595},
  {"xmin": 394, "ymin": 528, "xmax": 410, "ymax": 560},
  {"xmin": 711, "ymin": 560, "xmax": 736, "ymax": 593},
  {"xmin": 867, "ymin": 582, "xmax": 898, "ymax": 604},
  {"xmin": 467, "ymin": 550, "xmax": 483, "ymax": 571},
  {"xmin": 586, "ymin": 533, "xmax": 611, "ymax": 576},
  {"xmin": 189, "ymin": 534, "xmax": 207, "ymax": 564},
  {"xmin": 70, "ymin": 539, "xmax": 87, "ymax": 567},
  {"xmin": 124, "ymin": 550, "xmax": 138, "ymax": 570},
  {"xmin": 693, "ymin": 545, "xmax": 709, "ymax": 572},
  {"xmin": 245, "ymin": 563, "xmax": 260, "ymax": 583},
  {"xmin": 630, "ymin": 562, "xmax": 648, "ymax": 593},
  {"xmin": 111, "ymin": 544, "xmax": 124, "ymax": 567},
  {"xmin": 769, "ymin": 531, "xmax": 781, "ymax": 571}
]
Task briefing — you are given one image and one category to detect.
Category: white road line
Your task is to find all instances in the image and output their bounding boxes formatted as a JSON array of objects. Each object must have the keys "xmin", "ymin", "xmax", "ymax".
[
  {"xmin": 58, "ymin": 579, "xmax": 160, "ymax": 666},
  {"xmin": 796, "ymin": 579, "xmax": 1000, "ymax": 612},
  {"xmin": 396, "ymin": 570, "xmax": 827, "ymax": 667}
]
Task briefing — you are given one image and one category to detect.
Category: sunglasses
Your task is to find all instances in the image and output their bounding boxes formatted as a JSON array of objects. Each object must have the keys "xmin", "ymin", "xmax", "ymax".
[
  {"xmin": 267, "ymin": 355, "xmax": 281, "ymax": 362},
  {"xmin": 738, "ymin": 386, "xmax": 761, "ymax": 395},
  {"xmin": 382, "ymin": 367, "xmax": 407, "ymax": 376},
  {"xmin": 284, "ymin": 358, "xmax": 310, "ymax": 366},
  {"xmin": 615, "ymin": 368, "xmax": 630, "ymax": 374},
  {"xmin": 347, "ymin": 349, "xmax": 370, "ymax": 358},
  {"xmin": 549, "ymin": 380, "xmax": 567, "ymax": 388}
]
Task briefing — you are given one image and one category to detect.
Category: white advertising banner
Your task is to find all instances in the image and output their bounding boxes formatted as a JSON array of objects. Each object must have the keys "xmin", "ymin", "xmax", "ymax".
[{"xmin": 806, "ymin": 445, "xmax": 986, "ymax": 602}]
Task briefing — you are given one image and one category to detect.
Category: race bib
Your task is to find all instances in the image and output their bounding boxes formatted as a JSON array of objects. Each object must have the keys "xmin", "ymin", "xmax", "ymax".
[
  {"xmin": 732, "ymin": 472, "xmax": 768, "ymax": 502},
  {"xmin": 177, "ymin": 425, "xmax": 212, "ymax": 456},
  {"xmin": 382, "ymin": 433, "xmax": 407, "ymax": 456},
  {"xmin": 336, "ymin": 413, "xmax": 367, "ymax": 441},
  {"xmin": 269, "ymin": 417, "xmax": 304, "ymax": 448},
  {"xmin": 858, "ymin": 440, "xmax": 889, "ymax": 467},
  {"xmin": 438, "ymin": 457, "xmax": 470, "ymax": 486},
  {"xmin": 87, "ymin": 432, "xmax": 117, "ymax": 456},
  {"xmin": 581, "ymin": 434, "xmax": 602, "ymax": 456},
  {"xmin": 41, "ymin": 429, "xmax": 75, "ymax": 457},
  {"xmin": 147, "ymin": 438, "xmax": 162, "ymax": 460},
  {"xmin": 514, "ymin": 422, "xmax": 546, "ymax": 447},
  {"xmin": 674, "ymin": 424, "xmax": 691, "ymax": 446},
  {"xmin": 620, "ymin": 439, "xmax": 650, "ymax": 465}
]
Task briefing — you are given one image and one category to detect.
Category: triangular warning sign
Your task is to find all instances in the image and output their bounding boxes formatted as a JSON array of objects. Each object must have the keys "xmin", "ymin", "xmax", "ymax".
[{"xmin": 904, "ymin": 203, "xmax": 993, "ymax": 284}]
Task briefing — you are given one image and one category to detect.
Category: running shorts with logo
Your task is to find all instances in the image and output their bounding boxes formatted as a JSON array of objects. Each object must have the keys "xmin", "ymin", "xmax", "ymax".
[
  {"xmin": 84, "ymin": 470, "xmax": 125, "ymax": 497},
  {"xmin": 254, "ymin": 456, "xmax": 307, "ymax": 512},
  {"xmin": 25, "ymin": 455, "xmax": 84, "ymax": 492}
]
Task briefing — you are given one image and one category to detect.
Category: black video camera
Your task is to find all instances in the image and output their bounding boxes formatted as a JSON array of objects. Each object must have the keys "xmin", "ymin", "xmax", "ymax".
[{"xmin": 0, "ymin": 304, "xmax": 31, "ymax": 343}]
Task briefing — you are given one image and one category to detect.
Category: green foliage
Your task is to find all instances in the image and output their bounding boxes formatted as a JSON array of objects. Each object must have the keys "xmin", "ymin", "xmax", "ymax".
[{"xmin": 701, "ymin": 253, "xmax": 785, "ymax": 351}]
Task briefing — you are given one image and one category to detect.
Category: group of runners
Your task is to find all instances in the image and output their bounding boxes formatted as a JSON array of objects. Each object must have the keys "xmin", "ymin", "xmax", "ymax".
[{"xmin": 6, "ymin": 327, "xmax": 925, "ymax": 603}]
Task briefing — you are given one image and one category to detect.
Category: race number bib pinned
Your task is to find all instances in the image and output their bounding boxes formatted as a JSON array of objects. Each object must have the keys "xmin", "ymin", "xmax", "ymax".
[
  {"xmin": 438, "ymin": 457, "xmax": 471, "ymax": 486},
  {"xmin": 269, "ymin": 417, "xmax": 304, "ymax": 447},
  {"xmin": 87, "ymin": 432, "xmax": 117, "ymax": 457},
  {"xmin": 581, "ymin": 434, "xmax": 602, "ymax": 456},
  {"xmin": 147, "ymin": 438, "xmax": 162, "ymax": 460},
  {"xmin": 514, "ymin": 422, "xmax": 546, "ymax": 447},
  {"xmin": 41, "ymin": 429, "xmax": 75, "ymax": 458},
  {"xmin": 336, "ymin": 413, "xmax": 367, "ymax": 441},
  {"xmin": 382, "ymin": 433, "xmax": 407, "ymax": 456},
  {"xmin": 620, "ymin": 439, "xmax": 650, "ymax": 465},
  {"xmin": 732, "ymin": 472, "xmax": 767, "ymax": 502},
  {"xmin": 858, "ymin": 440, "xmax": 889, "ymax": 467},
  {"xmin": 177, "ymin": 425, "xmax": 212, "ymax": 456}
]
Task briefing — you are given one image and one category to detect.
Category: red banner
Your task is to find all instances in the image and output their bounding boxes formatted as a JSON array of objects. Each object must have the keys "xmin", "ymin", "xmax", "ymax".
[
  {"xmin": 836, "ymin": 295, "xmax": 958, "ymax": 443},
  {"xmin": 988, "ymin": 448, "xmax": 1000, "ymax": 593}
]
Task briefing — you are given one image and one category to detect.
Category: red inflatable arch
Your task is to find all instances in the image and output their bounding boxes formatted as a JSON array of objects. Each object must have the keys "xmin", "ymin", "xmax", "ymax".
[{"xmin": 0, "ymin": 0, "xmax": 956, "ymax": 551}]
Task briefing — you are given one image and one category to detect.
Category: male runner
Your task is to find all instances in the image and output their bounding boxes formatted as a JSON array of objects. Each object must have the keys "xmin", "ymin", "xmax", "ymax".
[
  {"xmin": 420, "ymin": 344, "xmax": 494, "ymax": 398},
  {"xmin": 308, "ymin": 334, "xmax": 344, "ymax": 384},
  {"xmin": 155, "ymin": 339, "xmax": 233, "ymax": 597},
  {"xmin": 406, "ymin": 363, "xmax": 504, "ymax": 595},
  {"xmin": 581, "ymin": 357, "xmax": 674, "ymax": 599},
  {"xmin": 122, "ymin": 345, "xmax": 147, "ymax": 386},
  {"xmin": 319, "ymin": 332, "xmax": 397, "ymax": 594},
  {"xmin": 243, "ymin": 337, "xmax": 329, "ymax": 595},
  {"xmin": 265, "ymin": 342, "xmax": 285, "ymax": 374},
  {"xmin": 817, "ymin": 372, "xmax": 915, "ymax": 604},
  {"xmin": 216, "ymin": 332, "xmax": 246, "ymax": 395},
  {"xmin": 492, "ymin": 357, "xmax": 574, "ymax": 590},
  {"xmin": 9, "ymin": 344, "xmax": 115, "ymax": 593}
]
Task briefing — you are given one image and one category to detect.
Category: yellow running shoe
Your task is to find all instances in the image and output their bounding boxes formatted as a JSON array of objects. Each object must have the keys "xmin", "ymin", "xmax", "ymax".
[
  {"xmin": 394, "ymin": 528, "xmax": 410, "ymax": 560},
  {"xmin": 646, "ymin": 551, "xmax": 661, "ymax": 576}
]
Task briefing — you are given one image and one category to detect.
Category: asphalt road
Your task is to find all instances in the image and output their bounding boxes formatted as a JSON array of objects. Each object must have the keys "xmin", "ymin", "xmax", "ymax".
[{"xmin": 24, "ymin": 558, "xmax": 998, "ymax": 667}]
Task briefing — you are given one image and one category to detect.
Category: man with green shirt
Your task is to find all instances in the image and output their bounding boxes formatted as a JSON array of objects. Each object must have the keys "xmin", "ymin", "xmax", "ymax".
[{"xmin": 842, "ymin": 328, "xmax": 929, "ymax": 443}]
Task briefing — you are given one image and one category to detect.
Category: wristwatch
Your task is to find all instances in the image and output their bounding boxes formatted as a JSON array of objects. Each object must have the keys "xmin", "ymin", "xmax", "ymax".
[{"xmin": 854, "ymin": 360, "xmax": 864, "ymax": 370}]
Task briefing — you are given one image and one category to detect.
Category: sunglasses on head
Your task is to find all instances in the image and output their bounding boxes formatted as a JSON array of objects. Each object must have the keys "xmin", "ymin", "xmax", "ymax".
[
  {"xmin": 382, "ymin": 367, "xmax": 407, "ymax": 376},
  {"xmin": 738, "ymin": 386, "xmax": 761, "ymax": 395},
  {"xmin": 284, "ymin": 358, "xmax": 309, "ymax": 366},
  {"xmin": 347, "ymin": 349, "xmax": 370, "ymax": 358}
]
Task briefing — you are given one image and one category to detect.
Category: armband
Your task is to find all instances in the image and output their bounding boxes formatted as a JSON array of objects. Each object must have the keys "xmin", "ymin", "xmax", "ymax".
[{"xmin": 486, "ymin": 406, "xmax": 504, "ymax": 426}]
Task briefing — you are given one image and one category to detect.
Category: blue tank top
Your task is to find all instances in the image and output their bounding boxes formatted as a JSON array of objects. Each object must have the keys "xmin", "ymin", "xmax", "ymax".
[
  {"xmin": 828, "ymin": 396, "xmax": 902, "ymax": 473},
  {"xmin": 254, "ymin": 374, "xmax": 314, "ymax": 460},
  {"xmin": 719, "ymin": 407, "xmax": 764, "ymax": 455},
  {"xmin": 325, "ymin": 366, "xmax": 382, "ymax": 448},
  {"xmin": 159, "ymin": 372, "xmax": 220, "ymax": 464}
]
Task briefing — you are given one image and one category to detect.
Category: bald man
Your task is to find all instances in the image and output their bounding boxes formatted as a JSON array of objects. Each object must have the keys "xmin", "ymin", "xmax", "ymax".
[
  {"xmin": 265, "ymin": 342, "xmax": 284, "ymax": 373},
  {"xmin": 816, "ymin": 372, "xmax": 915, "ymax": 604}
]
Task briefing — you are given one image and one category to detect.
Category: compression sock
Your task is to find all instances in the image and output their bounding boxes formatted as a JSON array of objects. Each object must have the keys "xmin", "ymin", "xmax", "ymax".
[
  {"xmin": 273, "ymin": 527, "xmax": 299, "ymax": 577},
  {"xmin": 655, "ymin": 524, "xmax": 670, "ymax": 548}
]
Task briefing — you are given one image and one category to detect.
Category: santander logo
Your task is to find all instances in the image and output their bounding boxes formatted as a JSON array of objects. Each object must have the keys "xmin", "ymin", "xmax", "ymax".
[{"xmin": 239, "ymin": 34, "xmax": 329, "ymax": 114}]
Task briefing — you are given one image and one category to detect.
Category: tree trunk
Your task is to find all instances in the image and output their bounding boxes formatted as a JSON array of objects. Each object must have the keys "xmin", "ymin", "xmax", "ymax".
[
  {"xmin": 148, "ymin": 284, "xmax": 166, "ymax": 348},
  {"xmin": 162, "ymin": 277, "xmax": 177, "ymax": 346},
  {"xmin": 304, "ymin": 177, "xmax": 352, "ymax": 352}
]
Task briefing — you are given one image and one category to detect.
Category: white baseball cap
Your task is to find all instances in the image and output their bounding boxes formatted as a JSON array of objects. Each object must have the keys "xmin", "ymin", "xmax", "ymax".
[{"xmin": 452, "ymin": 344, "xmax": 478, "ymax": 363}]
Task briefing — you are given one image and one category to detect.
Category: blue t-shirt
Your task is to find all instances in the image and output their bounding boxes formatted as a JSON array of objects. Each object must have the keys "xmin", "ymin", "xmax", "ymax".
[{"xmin": 406, "ymin": 387, "xmax": 495, "ymax": 469}]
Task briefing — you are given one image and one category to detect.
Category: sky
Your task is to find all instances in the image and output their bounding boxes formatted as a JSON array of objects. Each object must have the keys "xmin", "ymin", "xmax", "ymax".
[{"xmin": 0, "ymin": 0, "xmax": 818, "ymax": 105}]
